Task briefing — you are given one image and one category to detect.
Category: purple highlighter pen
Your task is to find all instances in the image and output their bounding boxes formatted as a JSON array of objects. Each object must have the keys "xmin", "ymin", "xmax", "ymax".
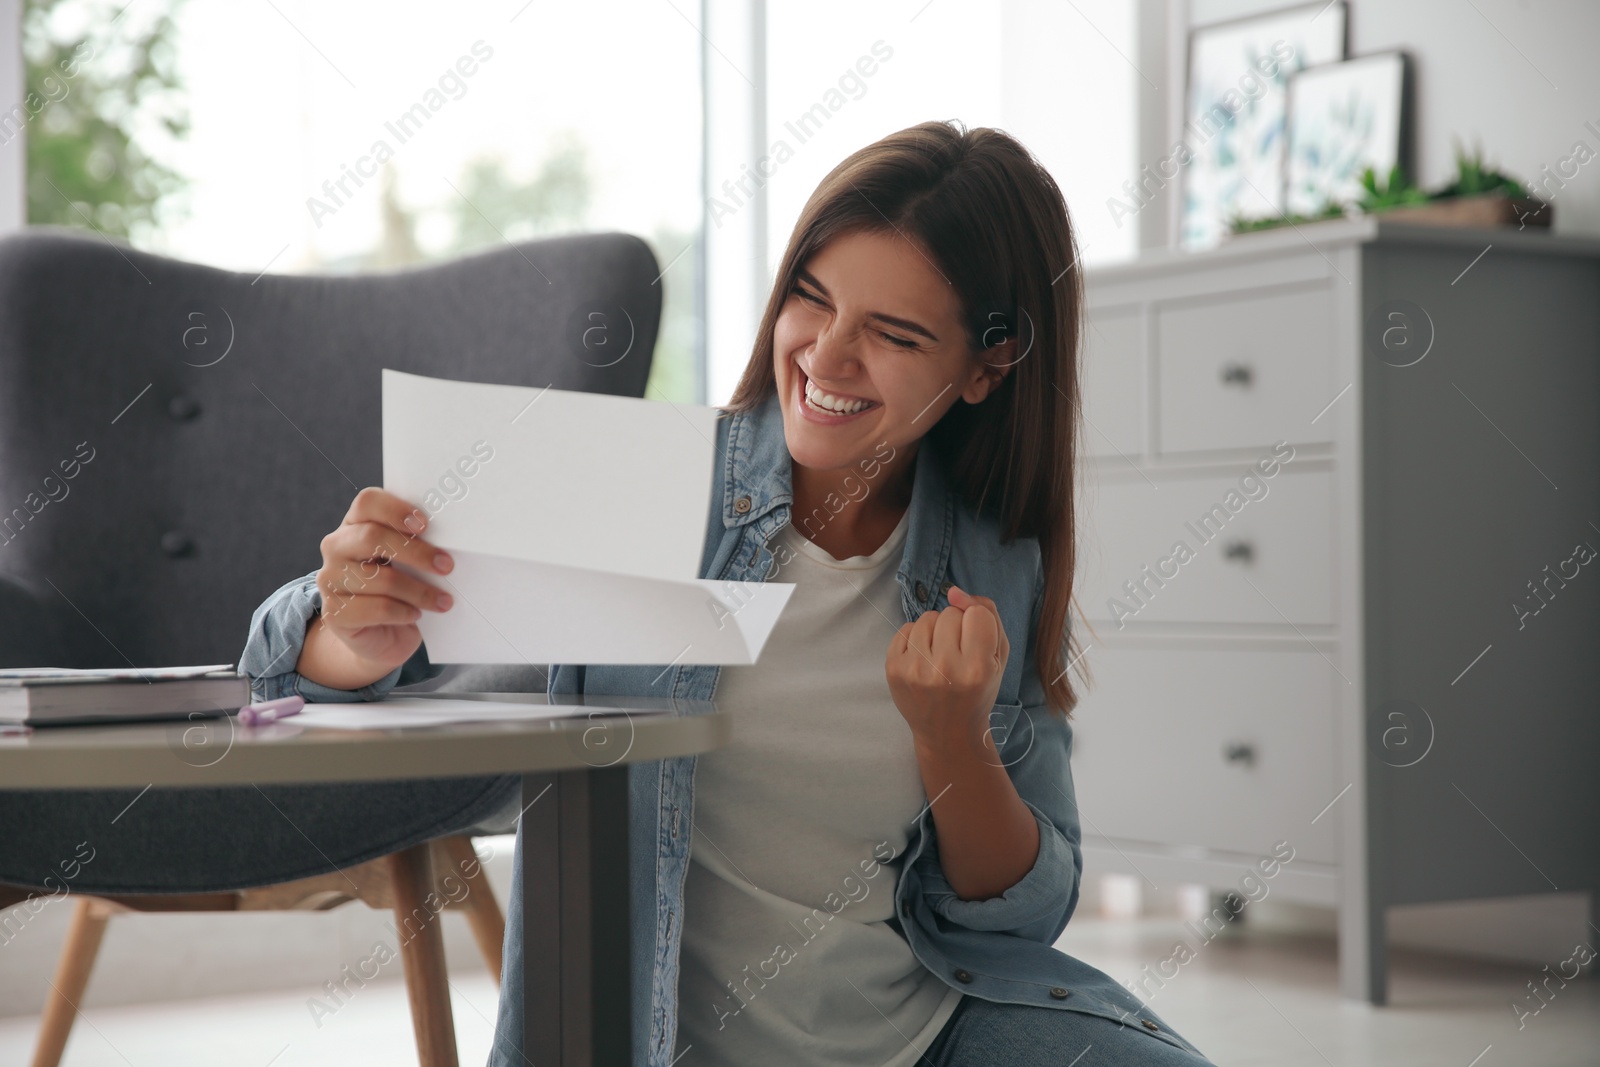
[{"xmin": 238, "ymin": 694, "xmax": 305, "ymax": 726}]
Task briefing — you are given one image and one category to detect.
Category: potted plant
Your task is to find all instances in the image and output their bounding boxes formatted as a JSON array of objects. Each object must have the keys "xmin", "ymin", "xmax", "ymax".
[
  {"xmin": 1367, "ymin": 140, "xmax": 1550, "ymax": 228},
  {"xmin": 1226, "ymin": 199, "xmax": 1347, "ymax": 235},
  {"xmin": 1224, "ymin": 140, "xmax": 1552, "ymax": 239},
  {"xmin": 1354, "ymin": 163, "xmax": 1431, "ymax": 213}
]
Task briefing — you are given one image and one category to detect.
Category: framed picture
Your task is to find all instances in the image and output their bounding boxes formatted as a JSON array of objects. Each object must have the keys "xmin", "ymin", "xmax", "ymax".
[
  {"xmin": 1179, "ymin": 1, "xmax": 1348, "ymax": 250},
  {"xmin": 1285, "ymin": 51, "xmax": 1412, "ymax": 216}
]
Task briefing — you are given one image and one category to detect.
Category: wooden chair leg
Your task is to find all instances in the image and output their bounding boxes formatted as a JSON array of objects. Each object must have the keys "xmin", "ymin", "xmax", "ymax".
[
  {"xmin": 439, "ymin": 836, "xmax": 505, "ymax": 985},
  {"xmin": 390, "ymin": 844, "xmax": 459, "ymax": 1067},
  {"xmin": 31, "ymin": 898, "xmax": 109, "ymax": 1067}
]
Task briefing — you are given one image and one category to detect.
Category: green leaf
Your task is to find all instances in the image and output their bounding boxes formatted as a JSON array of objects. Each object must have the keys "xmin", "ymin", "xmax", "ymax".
[{"xmin": 23, "ymin": 0, "xmax": 190, "ymax": 239}]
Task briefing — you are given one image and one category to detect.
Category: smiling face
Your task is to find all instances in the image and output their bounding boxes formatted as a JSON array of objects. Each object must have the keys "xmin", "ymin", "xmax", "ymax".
[{"xmin": 772, "ymin": 228, "xmax": 1009, "ymax": 477}]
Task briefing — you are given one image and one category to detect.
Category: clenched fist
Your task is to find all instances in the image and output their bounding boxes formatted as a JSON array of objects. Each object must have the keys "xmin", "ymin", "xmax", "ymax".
[{"xmin": 885, "ymin": 585, "xmax": 1009, "ymax": 757}]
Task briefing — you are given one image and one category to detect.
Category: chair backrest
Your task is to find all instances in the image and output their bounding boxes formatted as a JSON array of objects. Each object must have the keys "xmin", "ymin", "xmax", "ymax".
[{"xmin": 0, "ymin": 227, "xmax": 660, "ymax": 668}]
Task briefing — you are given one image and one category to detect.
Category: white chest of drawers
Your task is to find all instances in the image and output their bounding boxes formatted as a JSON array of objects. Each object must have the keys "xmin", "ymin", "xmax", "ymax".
[{"xmin": 1070, "ymin": 217, "xmax": 1600, "ymax": 1003}]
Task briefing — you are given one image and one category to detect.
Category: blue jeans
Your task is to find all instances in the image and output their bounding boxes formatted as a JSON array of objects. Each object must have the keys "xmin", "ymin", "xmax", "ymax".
[
  {"xmin": 923, "ymin": 992, "xmax": 1216, "ymax": 1065},
  {"xmin": 488, "ymin": 821, "xmax": 526, "ymax": 1067},
  {"xmin": 486, "ymin": 823, "xmax": 1216, "ymax": 1067}
]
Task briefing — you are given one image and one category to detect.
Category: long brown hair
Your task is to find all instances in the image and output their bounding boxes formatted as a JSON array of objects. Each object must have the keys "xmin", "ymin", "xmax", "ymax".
[{"xmin": 723, "ymin": 119, "xmax": 1088, "ymax": 718}]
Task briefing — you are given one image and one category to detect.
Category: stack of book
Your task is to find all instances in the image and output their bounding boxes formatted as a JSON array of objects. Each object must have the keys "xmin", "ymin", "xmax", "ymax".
[{"xmin": 0, "ymin": 665, "xmax": 250, "ymax": 726}]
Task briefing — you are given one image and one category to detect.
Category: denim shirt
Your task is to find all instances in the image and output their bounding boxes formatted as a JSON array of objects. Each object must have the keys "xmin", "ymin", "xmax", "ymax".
[{"xmin": 239, "ymin": 387, "xmax": 1204, "ymax": 1063}]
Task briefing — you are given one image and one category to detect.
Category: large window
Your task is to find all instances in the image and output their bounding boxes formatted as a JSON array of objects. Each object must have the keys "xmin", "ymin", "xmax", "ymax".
[
  {"xmin": 21, "ymin": 0, "xmax": 705, "ymax": 401},
  {"xmin": 21, "ymin": 0, "xmax": 1140, "ymax": 407},
  {"xmin": 763, "ymin": 0, "xmax": 1138, "ymax": 280},
  {"xmin": 699, "ymin": 0, "xmax": 1138, "ymax": 403}
]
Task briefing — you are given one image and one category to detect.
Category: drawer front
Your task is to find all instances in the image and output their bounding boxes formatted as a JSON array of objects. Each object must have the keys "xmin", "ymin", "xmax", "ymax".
[
  {"xmin": 1068, "ymin": 645, "xmax": 1339, "ymax": 864},
  {"xmin": 1081, "ymin": 306, "xmax": 1144, "ymax": 459},
  {"xmin": 1079, "ymin": 466, "xmax": 1333, "ymax": 627},
  {"xmin": 1156, "ymin": 285, "xmax": 1338, "ymax": 454}
]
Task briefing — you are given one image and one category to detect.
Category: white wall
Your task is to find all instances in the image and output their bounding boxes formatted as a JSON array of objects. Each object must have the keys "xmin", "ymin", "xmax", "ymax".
[
  {"xmin": 1000, "ymin": 0, "xmax": 1140, "ymax": 268},
  {"xmin": 759, "ymin": 0, "xmax": 1138, "ymax": 273},
  {"xmin": 1176, "ymin": 0, "xmax": 1600, "ymax": 238}
]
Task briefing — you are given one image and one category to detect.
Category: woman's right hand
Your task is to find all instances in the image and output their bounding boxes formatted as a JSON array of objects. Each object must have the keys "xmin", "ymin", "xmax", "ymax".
[{"xmin": 314, "ymin": 486, "xmax": 455, "ymax": 673}]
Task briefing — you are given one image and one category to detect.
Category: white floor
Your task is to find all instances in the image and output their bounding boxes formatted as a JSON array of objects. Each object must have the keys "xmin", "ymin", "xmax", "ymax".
[
  {"xmin": 0, "ymin": 973, "xmax": 506, "ymax": 1067},
  {"xmin": 1058, "ymin": 914, "xmax": 1599, "ymax": 1067},
  {"xmin": 1, "ymin": 914, "xmax": 1595, "ymax": 1066}
]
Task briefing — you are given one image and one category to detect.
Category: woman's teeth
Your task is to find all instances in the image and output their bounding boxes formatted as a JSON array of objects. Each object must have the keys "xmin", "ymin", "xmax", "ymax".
[{"xmin": 804, "ymin": 378, "xmax": 876, "ymax": 415}]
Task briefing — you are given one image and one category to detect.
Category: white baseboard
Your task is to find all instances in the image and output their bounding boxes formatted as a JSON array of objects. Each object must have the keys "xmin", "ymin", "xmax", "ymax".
[{"xmin": 1077, "ymin": 871, "xmax": 1595, "ymax": 968}]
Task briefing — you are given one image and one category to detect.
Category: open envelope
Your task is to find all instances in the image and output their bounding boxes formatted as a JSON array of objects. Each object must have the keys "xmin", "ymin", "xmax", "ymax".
[{"xmin": 383, "ymin": 369, "xmax": 794, "ymax": 665}]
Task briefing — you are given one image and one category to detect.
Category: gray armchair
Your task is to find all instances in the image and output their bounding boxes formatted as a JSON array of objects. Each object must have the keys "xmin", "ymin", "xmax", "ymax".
[{"xmin": 0, "ymin": 226, "xmax": 662, "ymax": 1065}]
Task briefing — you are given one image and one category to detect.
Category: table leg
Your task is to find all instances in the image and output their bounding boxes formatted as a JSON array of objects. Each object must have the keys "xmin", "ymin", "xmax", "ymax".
[{"xmin": 521, "ymin": 768, "xmax": 632, "ymax": 1066}]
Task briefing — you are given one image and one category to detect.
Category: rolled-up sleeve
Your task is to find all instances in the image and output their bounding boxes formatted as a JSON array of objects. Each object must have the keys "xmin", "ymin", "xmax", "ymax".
[
  {"xmin": 238, "ymin": 569, "xmax": 437, "ymax": 702},
  {"xmin": 914, "ymin": 798, "xmax": 1078, "ymax": 939},
  {"xmin": 910, "ymin": 562, "xmax": 1084, "ymax": 946}
]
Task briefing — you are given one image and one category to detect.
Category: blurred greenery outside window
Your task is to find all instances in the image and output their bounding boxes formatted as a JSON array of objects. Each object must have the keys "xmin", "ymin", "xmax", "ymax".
[{"xmin": 20, "ymin": 0, "xmax": 702, "ymax": 403}]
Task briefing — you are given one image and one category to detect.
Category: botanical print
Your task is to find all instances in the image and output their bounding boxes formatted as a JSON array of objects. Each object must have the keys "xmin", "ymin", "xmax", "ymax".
[
  {"xmin": 1181, "ymin": 3, "xmax": 1346, "ymax": 249},
  {"xmin": 1286, "ymin": 53, "xmax": 1406, "ymax": 216}
]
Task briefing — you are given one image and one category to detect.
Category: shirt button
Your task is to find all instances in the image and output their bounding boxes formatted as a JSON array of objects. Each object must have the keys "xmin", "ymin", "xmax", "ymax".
[
  {"xmin": 899, "ymin": 900, "xmax": 910, "ymax": 917},
  {"xmin": 939, "ymin": 579, "xmax": 953, "ymax": 596},
  {"xmin": 952, "ymin": 968, "xmax": 972, "ymax": 983},
  {"xmin": 160, "ymin": 531, "xmax": 195, "ymax": 558},
  {"xmin": 1049, "ymin": 987, "xmax": 1070, "ymax": 1000},
  {"xmin": 915, "ymin": 581, "xmax": 929, "ymax": 602},
  {"xmin": 733, "ymin": 495, "xmax": 752, "ymax": 514},
  {"xmin": 1141, "ymin": 1019, "xmax": 1159, "ymax": 1031}
]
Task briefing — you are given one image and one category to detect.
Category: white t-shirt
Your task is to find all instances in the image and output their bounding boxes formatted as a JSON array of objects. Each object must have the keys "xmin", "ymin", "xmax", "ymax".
[{"xmin": 675, "ymin": 509, "xmax": 963, "ymax": 1067}]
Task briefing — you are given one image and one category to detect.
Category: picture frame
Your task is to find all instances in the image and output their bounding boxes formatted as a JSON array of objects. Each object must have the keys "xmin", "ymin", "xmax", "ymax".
[
  {"xmin": 1284, "ymin": 51, "xmax": 1413, "ymax": 217},
  {"xmin": 1179, "ymin": 0, "xmax": 1348, "ymax": 250}
]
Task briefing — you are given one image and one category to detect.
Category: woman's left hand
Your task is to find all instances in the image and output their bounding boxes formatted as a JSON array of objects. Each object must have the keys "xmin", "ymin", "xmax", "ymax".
[{"xmin": 885, "ymin": 585, "xmax": 1010, "ymax": 757}]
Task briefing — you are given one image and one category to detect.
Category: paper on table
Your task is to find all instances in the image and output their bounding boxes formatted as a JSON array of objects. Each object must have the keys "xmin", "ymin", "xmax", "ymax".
[
  {"xmin": 382, "ymin": 369, "xmax": 795, "ymax": 665},
  {"xmin": 294, "ymin": 696, "xmax": 653, "ymax": 731}
]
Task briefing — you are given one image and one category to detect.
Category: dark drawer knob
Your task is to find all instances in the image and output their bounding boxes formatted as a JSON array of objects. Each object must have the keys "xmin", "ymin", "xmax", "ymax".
[
  {"xmin": 1224, "ymin": 742, "xmax": 1256, "ymax": 766},
  {"xmin": 160, "ymin": 531, "xmax": 195, "ymax": 558},
  {"xmin": 168, "ymin": 395, "xmax": 201, "ymax": 421},
  {"xmin": 1220, "ymin": 363, "xmax": 1253, "ymax": 386},
  {"xmin": 1223, "ymin": 540, "xmax": 1254, "ymax": 563}
]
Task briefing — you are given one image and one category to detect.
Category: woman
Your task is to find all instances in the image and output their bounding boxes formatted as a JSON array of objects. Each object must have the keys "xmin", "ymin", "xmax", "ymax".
[{"xmin": 240, "ymin": 120, "xmax": 1215, "ymax": 1066}]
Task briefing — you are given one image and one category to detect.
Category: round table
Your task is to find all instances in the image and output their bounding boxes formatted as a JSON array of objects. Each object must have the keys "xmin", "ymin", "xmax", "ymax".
[
  {"xmin": 0, "ymin": 691, "xmax": 724, "ymax": 788},
  {"xmin": 0, "ymin": 692, "xmax": 727, "ymax": 1067}
]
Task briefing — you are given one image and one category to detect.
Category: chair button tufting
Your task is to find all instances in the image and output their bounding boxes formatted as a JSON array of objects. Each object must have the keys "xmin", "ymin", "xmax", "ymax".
[
  {"xmin": 733, "ymin": 495, "xmax": 751, "ymax": 515},
  {"xmin": 168, "ymin": 395, "xmax": 201, "ymax": 421},
  {"xmin": 952, "ymin": 968, "xmax": 972, "ymax": 983},
  {"xmin": 1049, "ymin": 987, "xmax": 1070, "ymax": 1000},
  {"xmin": 160, "ymin": 531, "xmax": 195, "ymax": 558}
]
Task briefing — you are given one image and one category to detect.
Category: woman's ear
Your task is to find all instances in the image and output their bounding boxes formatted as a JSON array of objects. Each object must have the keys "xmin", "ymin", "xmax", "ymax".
[{"xmin": 960, "ymin": 339, "xmax": 1016, "ymax": 404}]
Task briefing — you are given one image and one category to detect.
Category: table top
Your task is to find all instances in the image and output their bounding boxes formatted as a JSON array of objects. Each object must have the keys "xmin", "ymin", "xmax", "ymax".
[{"xmin": 0, "ymin": 693, "xmax": 725, "ymax": 789}]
